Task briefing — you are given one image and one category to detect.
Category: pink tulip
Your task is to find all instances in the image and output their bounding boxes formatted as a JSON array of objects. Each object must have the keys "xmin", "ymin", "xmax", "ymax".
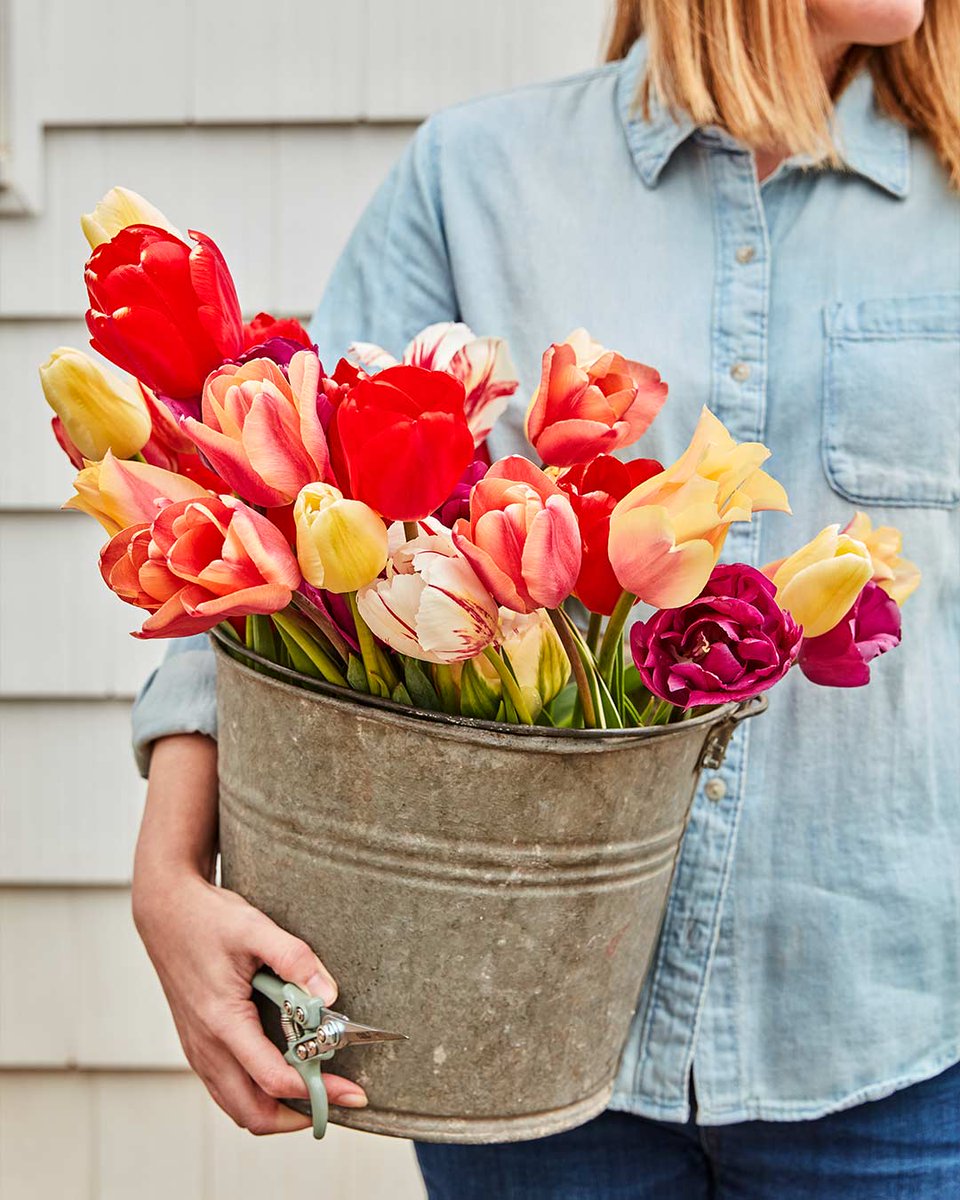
[
  {"xmin": 65, "ymin": 450, "xmax": 212, "ymax": 536},
  {"xmin": 357, "ymin": 520, "xmax": 500, "ymax": 663},
  {"xmin": 351, "ymin": 322, "xmax": 518, "ymax": 446},
  {"xmin": 525, "ymin": 330, "xmax": 668, "ymax": 468},
  {"xmin": 183, "ymin": 351, "xmax": 330, "ymax": 507},
  {"xmin": 100, "ymin": 494, "xmax": 300, "ymax": 639},
  {"xmin": 797, "ymin": 581, "xmax": 902, "ymax": 687},
  {"xmin": 452, "ymin": 456, "xmax": 581, "ymax": 613}
]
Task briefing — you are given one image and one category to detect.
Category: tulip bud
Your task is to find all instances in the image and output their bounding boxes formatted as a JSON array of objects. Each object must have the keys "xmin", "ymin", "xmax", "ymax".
[
  {"xmin": 294, "ymin": 483, "xmax": 389, "ymax": 594},
  {"xmin": 499, "ymin": 610, "xmax": 569, "ymax": 716},
  {"xmin": 40, "ymin": 348, "xmax": 152, "ymax": 461},
  {"xmin": 766, "ymin": 525, "xmax": 873, "ymax": 639},
  {"xmin": 80, "ymin": 186, "xmax": 182, "ymax": 250}
]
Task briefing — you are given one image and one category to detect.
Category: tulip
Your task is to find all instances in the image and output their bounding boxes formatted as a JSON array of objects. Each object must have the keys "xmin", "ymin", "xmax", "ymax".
[
  {"xmin": 452, "ymin": 456, "xmax": 582, "ymax": 614},
  {"xmin": 242, "ymin": 312, "xmax": 314, "ymax": 352},
  {"xmin": 557, "ymin": 455, "xmax": 663, "ymax": 615},
  {"xmin": 630, "ymin": 563, "xmax": 802, "ymax": 708},
  {"xmin": 843, "ymin": 511, "xmax": 920, "ymax": 606},
  {"xmin": 499, "ymin": 609, "xmax": 570, "ymax": 715},
  {"xmin": 183, "ymin": 352, "xmax": 330, "ymax": 507},
  {"xmin": 294, "ymin": 483, "xmax": 389, "ymax": 594},
  {"xmin": 357, "ymin": 520, "xmax": 500, "ymax": 663},
  {"xmin": 40, "ymin": 347, "xmax": 151, "ymax": 461},
  {"xmin": 608, "ymin": 408, "xmax": 791, "ymax": 609},
  {"xmin": 80, "ymin": 186, "xmax": 182, "ymax": 250},
  {"xmin": 434, "ymin": 459, "xmax": 489, "ymax": 528},
  {"xmin": 331, "ymin": 364, "xmax": 474, "ymax": 522},
  {"xmin": 525, "ymin": 329, "xmax": 668, "ymax": 467},
  {"xmin": 100, "ymin": 494, "xmax": 300, "ymax": 639},
  {"xmin": 64, "ymin": 451, "xmax": 211, "ymax": 535},
  {"xmin": 85, "ymin": 224, "xmax": 243, "ymax": 408},
  {"xmin": 764, "ymin": 524, "xmax": 873, "ymax": 639},
  {"xmin": 351, "ymin": 322, "xmax": 518, "ymax": 445},
  {"xmin": 797, "ymin": 581, "xmax": 902, "ymax": 687}
]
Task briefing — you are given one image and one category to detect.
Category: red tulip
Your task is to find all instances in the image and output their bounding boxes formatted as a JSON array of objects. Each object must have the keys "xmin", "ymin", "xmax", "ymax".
[
  {"xmin": 452, "ymin": 456, "xmax": 581, "ymax": 614},
  {"xmin": 85, "ymin": 225, "xmax": 243, "ymax": 408},
  {"xmin": 242, "ymin": 311, "xmax": 313, "ymax": 351},
  {"xmin": 558, "ymin": 455, "xmax": 663, "ymax": 615},
  {"xmin": 525, "ymin": 330, "xmax": 668, "ymax": 468},
  {"xmin": 330, "ymin": 364, "xmax": 474, "ymax": 522},
  {"xmin": 100, "ymin": 494, "xmax": 300, "ymax": 639}
]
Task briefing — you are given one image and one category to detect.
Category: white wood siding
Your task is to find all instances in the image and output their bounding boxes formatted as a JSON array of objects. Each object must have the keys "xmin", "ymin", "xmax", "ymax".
[{"xmin": 0, "ymin": 0, "xmax": 609, "ymax": 1193}]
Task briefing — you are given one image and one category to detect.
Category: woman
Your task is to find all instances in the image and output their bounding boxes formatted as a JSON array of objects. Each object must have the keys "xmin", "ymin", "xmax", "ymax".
[{"xmin": 130, "ymin": 1, "xmax": 960, "ymax": 1195}]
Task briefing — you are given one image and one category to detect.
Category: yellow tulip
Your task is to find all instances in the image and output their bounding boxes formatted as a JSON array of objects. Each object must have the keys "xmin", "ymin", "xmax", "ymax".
[
  {"xmin": 40, "ymin": 347, "xmax": 152, "ymax": 461},
  {"xmin": 64, "ymin": 451, "xmax": 211, "ymax": 535},
  {"xmin": 294, "ymin": 483, "xmax": 389, "ymax": 594},
  {"xmin": 766, "ymin": 525, "xmax": 873, "ymax": 638},
  {"xmin": 80, "ymin": 186, "xmax": 182, "ymax": 250},
  {"xmin": 844, "ymin": 511, "xmax": 921, "ymax": 606}
]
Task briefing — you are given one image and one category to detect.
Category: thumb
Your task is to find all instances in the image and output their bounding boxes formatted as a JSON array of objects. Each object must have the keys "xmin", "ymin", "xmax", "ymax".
[{"xmin": 248, "ymin": 916, "xmax": 338, "ymax": 1007}]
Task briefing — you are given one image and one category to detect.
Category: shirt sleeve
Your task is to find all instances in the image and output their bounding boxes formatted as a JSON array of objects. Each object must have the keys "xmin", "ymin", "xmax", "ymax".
[{"xmin": 130, "ymin": 117, "xmax": 458, "ymax": 778}]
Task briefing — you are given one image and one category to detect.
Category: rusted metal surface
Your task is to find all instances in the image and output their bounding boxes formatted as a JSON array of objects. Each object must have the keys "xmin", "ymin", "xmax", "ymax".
[{"xmin": 215, "ymin": 643, "xmax": 748, "ymax": 1143}]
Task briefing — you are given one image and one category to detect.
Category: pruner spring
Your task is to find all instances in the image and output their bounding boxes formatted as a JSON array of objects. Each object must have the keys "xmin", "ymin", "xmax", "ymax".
[{"xmin": 251, "ymin": 969, "xmax": 406, "ymax": 1138}]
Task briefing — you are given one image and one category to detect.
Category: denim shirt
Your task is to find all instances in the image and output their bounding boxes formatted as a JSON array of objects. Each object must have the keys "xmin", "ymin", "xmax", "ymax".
[{"xmin": 132, "ymin": 39, "xmax": 960, "ymax": 1125}]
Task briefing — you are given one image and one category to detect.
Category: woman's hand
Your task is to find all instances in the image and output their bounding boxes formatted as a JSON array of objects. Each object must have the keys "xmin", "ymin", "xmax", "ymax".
[{"xmin": 132, "ymin": 733, "xmax": 368, "ymax": 1134}]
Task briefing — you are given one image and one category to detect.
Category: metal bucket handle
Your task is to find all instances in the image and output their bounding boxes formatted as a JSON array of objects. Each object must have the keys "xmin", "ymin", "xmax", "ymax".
[{"xmin": 698, "ymin": 693, "xmax": 768, "ymax": 772}]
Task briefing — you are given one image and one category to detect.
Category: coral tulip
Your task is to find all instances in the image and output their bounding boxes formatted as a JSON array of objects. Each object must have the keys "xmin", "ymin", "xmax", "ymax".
[
  {"xmin": 85, "ymin": 225, "xmax": 243, "ymax": 408},
  {"xmin": 40, "ymin": 347, "xmax": 151, "ymax": 462},
  {"xmin": 294, "ymin": 483, "xmax": 389, "ymax": 594},
  {"xmin": 357, "ymin": 521, "xmax": 500, "ymax": 663},
  {"xmin": 609, "ymin": 408, "xmax": 790, "ymax": 609},
  {"xmin": 797, "ymin": 581, "xmax": 902, "ymax": 687},
  {"xmin": 183, "ymin": 352, "xmax": 330, "ymax": 507},
  {"xmin": 843, "ymin": 511, "xmax": 920, "ymax": 606},
  {"xmin": 64, "ymin": 451, "xmax": 211, "ymax": 535},
  {"xmin": 80, "ymin": 186, "xmax": 182, "ymax": 250},
  {"xmin": 452, "ymin": 456, "xmax": 581, "ymax": 614},
  {"xmin": 100, "ymin": 494, "xmax": 300, "ymax": 639},
  {"xmin": 525, "ymin": 329, "xmax": 668, "ymax": 467},
  {"xmin": 557, "ymin": 454, "xmax": 663, "ymax": 615},
  {"xmin": 764, "ymin": 524, "xmax": 873, "ymax": 639},
  {"xmin": 351, "ymin": 322, "xmax": 518, "ymax": 445},
  {"xmin": 331, "ymin": 365, "xmax": 474, "ymax": 522}
]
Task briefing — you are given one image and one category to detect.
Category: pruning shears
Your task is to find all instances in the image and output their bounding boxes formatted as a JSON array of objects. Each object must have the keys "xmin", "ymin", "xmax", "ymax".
[{"xmin": 251, "ymin": 969, "xmax": 406, "ymax": 1138}]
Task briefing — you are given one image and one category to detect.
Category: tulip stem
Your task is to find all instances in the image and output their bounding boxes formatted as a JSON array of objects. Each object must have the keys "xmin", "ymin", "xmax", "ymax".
[
  {"xmin": 482, "ymin": 647, "xmax": 535, "ymax": 726},
  {"xmin": 272, "ymin": 613, "xmax": 348, "ymax": 688},
  {"xmin": 290, "ymin": 591, "xmax": 351, "ymax": 663},
  {"xmin": 548, "ymin": 609, "xmax": 599, "ymax": 729},
  {"xmin": 403, "ymin": 521, "xmax": 420, "ymax": 542},
  {"xmin": 597, "ymin": 590, "xmax": 636, "ymax": 686},
  {"xmin": 347, "ymin": 592, "xmax": 391, "ymax": 698},
  {"xmin": 586, "ymin": 612, "xmax": 603, "ymax": 655}
]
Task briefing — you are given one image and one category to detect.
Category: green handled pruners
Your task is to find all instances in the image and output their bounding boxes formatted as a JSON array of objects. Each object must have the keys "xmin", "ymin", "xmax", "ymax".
[{"xmin": 251, "ymin": 970, "xmax": 406, "ymax": 1138}]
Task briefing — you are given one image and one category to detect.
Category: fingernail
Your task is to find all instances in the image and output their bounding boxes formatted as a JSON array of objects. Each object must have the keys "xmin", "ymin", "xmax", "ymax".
[
  {"xmin": 305, "ymin": 971, "xmax": 337, "ymax": 1006},
  {"xmin": 338, "ymin": 1090, "xmax": 368, "ymax": 1109}
]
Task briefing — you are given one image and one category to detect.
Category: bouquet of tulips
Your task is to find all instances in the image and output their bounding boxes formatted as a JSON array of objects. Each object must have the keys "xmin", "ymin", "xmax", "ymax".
[{"xmin": 40, "ymin": 188, "xmax": 920, "ymax": 730}]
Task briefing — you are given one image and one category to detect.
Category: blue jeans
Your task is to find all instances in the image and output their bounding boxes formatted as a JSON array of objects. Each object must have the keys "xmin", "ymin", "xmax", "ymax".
[{"xmin": 415, "ymin": 1063, "xmax": 960, "ymax": 1199}]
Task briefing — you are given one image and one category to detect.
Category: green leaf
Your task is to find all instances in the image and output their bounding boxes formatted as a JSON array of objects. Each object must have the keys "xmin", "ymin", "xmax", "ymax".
[
  {"xmin": 459, "ymin": 659, "xmax": 500, "ymax": 720},
  {"xmin": 347, "ymin": 654, "xmax": 370, "ymax": 693},
  {"xmin": 391, "ymin": 682, "xmax": 413, "ymax": 707},
  {"xmin": 403, "ymin": 658, "xmax": 442, "ymax": 710}
]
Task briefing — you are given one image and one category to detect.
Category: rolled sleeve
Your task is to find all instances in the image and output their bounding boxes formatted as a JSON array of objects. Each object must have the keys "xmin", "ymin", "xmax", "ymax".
[{"xmin": 131, "ymin": 634, "xmax": 218, "ymax": 778}]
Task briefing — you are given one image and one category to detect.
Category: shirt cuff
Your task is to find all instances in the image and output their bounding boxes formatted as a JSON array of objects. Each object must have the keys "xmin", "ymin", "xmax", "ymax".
[{"xmin": 131, "ymin": 634, "xmax": 218, "ymax": 778}]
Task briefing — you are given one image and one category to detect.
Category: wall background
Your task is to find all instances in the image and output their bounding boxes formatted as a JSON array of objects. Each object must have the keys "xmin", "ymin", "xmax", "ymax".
[{"xmin": 0, "ymin": 1, "xmax": 609, "ymax": 1195}]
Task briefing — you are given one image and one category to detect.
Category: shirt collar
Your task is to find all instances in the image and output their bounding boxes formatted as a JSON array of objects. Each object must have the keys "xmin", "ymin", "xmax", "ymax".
[{"xmin": 616, "ymin": 38, "xmax": 910, "ymax": 198}]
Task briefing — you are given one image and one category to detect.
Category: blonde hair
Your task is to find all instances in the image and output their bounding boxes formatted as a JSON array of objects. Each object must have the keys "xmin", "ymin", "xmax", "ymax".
[{"xmin": 606, "ymin": 0, "xmax": 960, "ymax": 187}]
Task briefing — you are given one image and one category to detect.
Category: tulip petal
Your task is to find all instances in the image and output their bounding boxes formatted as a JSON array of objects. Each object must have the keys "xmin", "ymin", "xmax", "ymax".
[
  {"xmin": 609, "ymin": 504, "xmax": 717, "ymax": 608},
  {"xmin": 521, "ymin": 496, "xmax": 582, "ymax": 609},
  {"xmin": 779, "ymin": 554, "xmax": 873, "ymax": 638}
]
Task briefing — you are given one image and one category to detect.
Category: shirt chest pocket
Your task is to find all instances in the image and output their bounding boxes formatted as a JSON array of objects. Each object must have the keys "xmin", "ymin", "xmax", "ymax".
[{"xmin": 822, "ymin": 294, "xmax": 960, "ymax": 509}]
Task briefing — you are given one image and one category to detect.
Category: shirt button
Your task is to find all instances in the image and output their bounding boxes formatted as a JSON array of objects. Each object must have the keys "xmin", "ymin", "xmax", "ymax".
[
  {"xmin": 705, "ymin": 777, "xmax": 727, "ymax": 802},
  {"xmin": 730, "ymin": 361, "xmax": 751, "ymax": 383},
  {"xmin": 735, "ymin": 244, "xmax": 756, "ymax": 264}
]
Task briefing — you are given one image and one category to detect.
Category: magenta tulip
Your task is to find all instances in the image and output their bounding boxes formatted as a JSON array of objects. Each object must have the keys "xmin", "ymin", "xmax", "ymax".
[{"xmin": 798, "ymin": 581, "xmax": 901, "ymax": 687}]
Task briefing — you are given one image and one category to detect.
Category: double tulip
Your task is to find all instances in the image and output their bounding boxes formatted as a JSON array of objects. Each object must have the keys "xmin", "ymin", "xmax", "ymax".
[
  {"xmin": 40, "ymin": 347, "xmax": 152, "ymax": 463},
  {"xmin": 525, "ymin": 329, "xmax": 668, "ymax": 468},
  {"xmin": 101, "ymin": 494, "xmax": 300, "ymax": 639},
  {"xmin": 797, "ymin": 581, "xmax": 902, "ymax": 687},
  {"xmin": 452, "ymin": 456, "xmax": 582, "ymax": 614},
  {"xmin": 351, "ymin": 321, "xmax": 518, "ymax": 445},
  {"xmin": 294, "ymin": 483, "xmax": 388, "ymax": 594},
  {"xmin": 85, "ymin": 224, "xmax": 244, "ymax": 409},
  {"xmin": 609, "ymin": 408, "xmax": 790, "ymax": 609},
  {"xmin": 65, "ymin": 451, "xmax": 212, "ymax": 535},
  {"xmin": 183, "ymin": 352, "xmax": 330, "ymax": 507}
]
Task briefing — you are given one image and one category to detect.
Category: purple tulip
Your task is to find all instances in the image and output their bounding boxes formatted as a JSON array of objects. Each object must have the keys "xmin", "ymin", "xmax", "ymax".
[
  {"xmin": 631, "ymin": 563, "xmax": 802, "ymax": 708},
  {"xmin": 434, "ymin": 459, "xmax": 489, "ymax": 528},
  {"xmin": 798, "ymin": 581, "xmax": 901, "ymax": 687},
  {"xmin": 237, "ymin": 336, "xmax": 315, "ymax": 370}
]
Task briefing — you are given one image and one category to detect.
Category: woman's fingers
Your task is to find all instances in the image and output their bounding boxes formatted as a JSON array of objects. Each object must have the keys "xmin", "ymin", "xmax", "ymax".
[
  {"xmin": 220, "ymin": 1005, "xmax": 310, "ymax": 1099},
  {"xmin": 323, "ymin": 1072, "xmax": 370, "ymax": 1108},
  {"xmin": 198, "ymin": 1043, "xmax": 314, "ymax": 1135},
  {"xmin": 245, "ymin": 915, "xmax": 338, "ymax": 1006}
]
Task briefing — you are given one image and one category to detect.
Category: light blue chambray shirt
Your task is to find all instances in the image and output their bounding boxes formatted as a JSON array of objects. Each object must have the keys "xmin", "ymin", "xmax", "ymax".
[{"xmin": 132, "ymin": 39, "xmax": 960, "ymax": 1125}]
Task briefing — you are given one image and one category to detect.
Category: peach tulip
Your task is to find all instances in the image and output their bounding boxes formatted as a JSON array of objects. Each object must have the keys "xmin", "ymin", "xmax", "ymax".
[
  {"xmin": 452, "ymin": 456, "xmax": 582, "ymax": 614},
  {"xmin": 843, "ymin": 511, "xmax": 920, "ymax": 605},
  {"xmin": 608, "ymin": 408, "xmax": 791, "ymax": 609},
  {"xmin": 763, "ymin": 525, "xmax": 873, "ymax": 639},
  {"xmin": 64, "ymin": 451, "xmax": 211, "ymax": 535},
  {"xmin": 357, "ymin": 520, "xmax": 500, "ymax": 663},
  {"xmin": 525, "ymin": 329, "xmax": 668, "ymax": 467},
  {"xmin": 294, "ymin": 483, "xmax": 389, "ymax": 594},
  {"xmin": 40, "ymin": 347, "xmax": 152, "ymax": 462},
  {"xmin": 100, "ymin": 494, "xmax": 300, "ymax": 639},
  {"xmin": 183, "ymin": 351, "xmax": 330, "ymax": 507},
  {"xmin": 80, "ymin": 186, "xmax": 183, "ymax": 250}
]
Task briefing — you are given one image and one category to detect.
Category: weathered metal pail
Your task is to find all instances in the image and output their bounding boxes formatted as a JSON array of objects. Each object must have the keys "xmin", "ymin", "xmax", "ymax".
[{"xmin": 214, "ymin": 638, "xmax": 761, "ymax": 1144}]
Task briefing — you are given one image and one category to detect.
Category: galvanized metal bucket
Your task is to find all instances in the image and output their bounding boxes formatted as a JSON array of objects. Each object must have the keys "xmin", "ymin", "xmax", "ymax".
[{"xmin": 213, "ymin": 637, "xmax": 763, "ymax": 1144}]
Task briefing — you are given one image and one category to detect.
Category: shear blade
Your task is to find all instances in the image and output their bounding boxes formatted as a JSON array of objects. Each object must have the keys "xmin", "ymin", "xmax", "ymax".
[{"xmin": 328, "ymin": 1011, "xmax": 408, "ymax": 1045}]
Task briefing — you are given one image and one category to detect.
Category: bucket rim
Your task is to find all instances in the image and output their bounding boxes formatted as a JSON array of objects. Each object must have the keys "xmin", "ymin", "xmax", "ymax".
[{"xmin": 211, "ymin": 629, "xmax": 751, "ymax": 746}]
